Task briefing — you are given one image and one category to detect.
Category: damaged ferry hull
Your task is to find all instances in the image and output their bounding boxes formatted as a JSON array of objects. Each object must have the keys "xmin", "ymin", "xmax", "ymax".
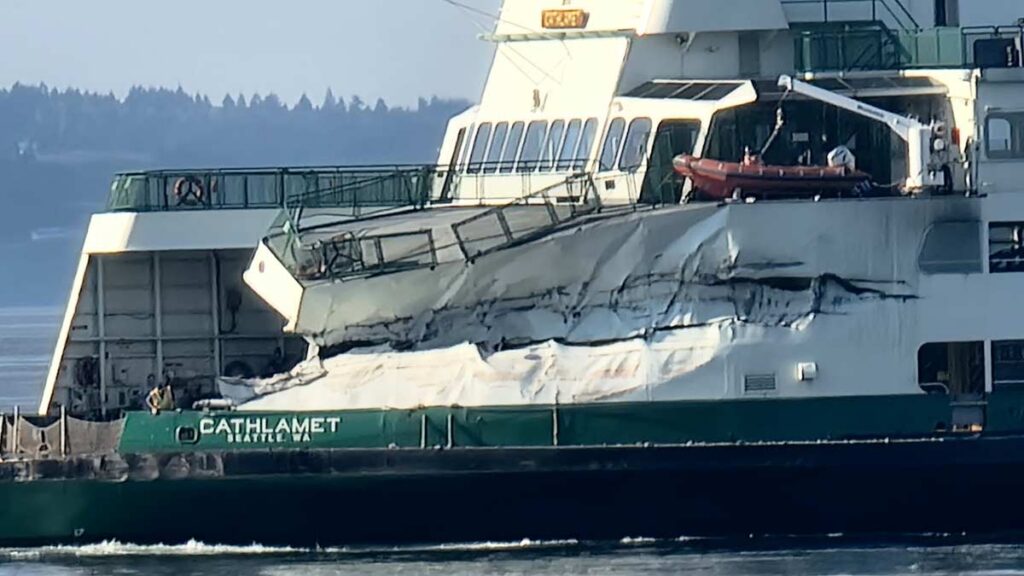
[{"xmin": 6, "ymin": 436, "xmax": 1024, "ymax": 547}]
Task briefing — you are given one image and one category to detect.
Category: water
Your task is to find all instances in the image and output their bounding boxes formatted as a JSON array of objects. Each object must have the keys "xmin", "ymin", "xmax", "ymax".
[
  {"xmin": 0, "ymin": 306, "xmax": 58, "ymax": 411},
  {"xmin": 0, "ymin": 538, "xmax": 1022, "ymax": 575},
  {"xmin": 0, "ymin": 308, "xmax": 1018, "ymax": 574}
]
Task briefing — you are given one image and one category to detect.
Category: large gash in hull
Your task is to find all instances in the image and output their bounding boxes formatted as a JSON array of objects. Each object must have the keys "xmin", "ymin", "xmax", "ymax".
[{"xmin": 238, "ymin": 194, "xmax": 981, "ymax": 411}]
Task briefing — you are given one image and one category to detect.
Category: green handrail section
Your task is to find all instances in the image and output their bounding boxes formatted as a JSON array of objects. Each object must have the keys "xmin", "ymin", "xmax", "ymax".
[
  {"xmin": 451, "ymin": 173, "xmax": 601, "ymax": 261},
  {"xmin": 794, "ymin": 25, "xmax": 1024, "ymax": 73},
  {"xmin": 782, "ymin": 0, "xmax": 920, "ymax": 33},
  {"xmin": 262, "ymin": 173, "xmax": 603, "ymax": 283},
  {"xmin": 106, "ymin": 165, "xmax": 445, "ymax": 214}
]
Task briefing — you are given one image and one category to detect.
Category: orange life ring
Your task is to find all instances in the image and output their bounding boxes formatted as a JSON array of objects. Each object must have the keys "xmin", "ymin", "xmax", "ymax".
[{"xmin": 174, "ymin": 176, "xmax": 205, "ymax": 206}]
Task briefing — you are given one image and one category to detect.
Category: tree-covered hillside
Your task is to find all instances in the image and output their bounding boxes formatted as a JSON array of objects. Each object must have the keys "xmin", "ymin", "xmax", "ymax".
[{"xmin": 0, "ymin": 84, "xmax": 471, "ymax": 305}]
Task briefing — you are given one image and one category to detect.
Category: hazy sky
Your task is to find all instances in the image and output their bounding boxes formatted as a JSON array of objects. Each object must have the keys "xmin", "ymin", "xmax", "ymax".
[{"xmin": 0, "ymin": 0, "xmax": 502, "ymax": 107}]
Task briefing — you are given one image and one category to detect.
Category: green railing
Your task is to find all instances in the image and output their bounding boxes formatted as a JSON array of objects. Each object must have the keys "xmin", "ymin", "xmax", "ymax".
[
  {"xmin": 263, "ymin": 173, "xmax": 603, "ymax": 283},
  {"xmin": 451, "ymin": 173, "xmax": 601, "ymax": 260},
  {"xmin": 782, "ymin": 0, "xmax": 920, "ymax": 33},
  {"xmin": 795, "ymin": 25, "xmax": 1024, "ymax": 72},
  {"xmin": 106, "ymin": 165, "xmax": 447, "ymax": 214}
]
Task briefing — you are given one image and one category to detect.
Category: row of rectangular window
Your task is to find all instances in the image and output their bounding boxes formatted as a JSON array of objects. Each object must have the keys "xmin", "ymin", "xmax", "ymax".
[
  {"xmin": 458, "ymin": 118, "xmax": 599, "ymax": 174},
  {"xmin": 455, "ymin": 115, "xmax": 658, "ymax": 175}
]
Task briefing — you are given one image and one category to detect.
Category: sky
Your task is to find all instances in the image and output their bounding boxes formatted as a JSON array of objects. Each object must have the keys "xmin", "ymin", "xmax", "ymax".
[{"xmin": 0, "ymin": 0, "xmax": 502, "ymax": 107}]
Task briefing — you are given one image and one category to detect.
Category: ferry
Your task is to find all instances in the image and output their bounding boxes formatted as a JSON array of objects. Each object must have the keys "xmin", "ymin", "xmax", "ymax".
[{"xmin": 6, "ymin": 0, "xmax": 1024, "ymax": 546}]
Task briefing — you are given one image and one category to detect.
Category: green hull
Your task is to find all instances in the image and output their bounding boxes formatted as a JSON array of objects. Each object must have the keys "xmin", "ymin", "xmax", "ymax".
[
  {"xmin": 120, "ymin": 392, "xmax": 985, "ymax": 453},
  {"xmin": 1, "ymin": 392, "xmax": 1023, "ymax": 546},
  {"xmin": 6, "ymin": 437, "xmax": 1024, "ymax": 546}
]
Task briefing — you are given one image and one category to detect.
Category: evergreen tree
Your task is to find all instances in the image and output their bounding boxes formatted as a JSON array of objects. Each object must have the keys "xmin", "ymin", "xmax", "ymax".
[
  {"xmin": 295, "ymin": 93, "xmax": 313, "ymax": 113},
  {"xmin": 322, "ymin": 88, "xmax": 337, "ymax": 111}
]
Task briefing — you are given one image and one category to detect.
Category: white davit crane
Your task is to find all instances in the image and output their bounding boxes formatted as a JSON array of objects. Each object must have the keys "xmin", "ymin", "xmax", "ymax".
[{"xmin": 778, "ymin": 75, "xmax": 948, "ymax": 192}]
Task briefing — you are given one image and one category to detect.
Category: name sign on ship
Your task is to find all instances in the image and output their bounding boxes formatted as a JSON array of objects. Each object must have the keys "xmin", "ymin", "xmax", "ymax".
[{"xmin": 542, "ymin": 9, "xmax": 589, "ymax": 30}]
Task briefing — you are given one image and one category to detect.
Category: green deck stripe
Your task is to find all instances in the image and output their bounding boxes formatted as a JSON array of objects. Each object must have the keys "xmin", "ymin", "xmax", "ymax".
[{"xmin": 114, "ymin": 391, "xmax": 1022, "ymax": 453}]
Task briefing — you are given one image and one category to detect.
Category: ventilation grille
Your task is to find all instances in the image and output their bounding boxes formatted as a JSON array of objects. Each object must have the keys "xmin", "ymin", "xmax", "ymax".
[{"xmin": 744, "ymin": 374, "xmax": 777, "ymax": 394}]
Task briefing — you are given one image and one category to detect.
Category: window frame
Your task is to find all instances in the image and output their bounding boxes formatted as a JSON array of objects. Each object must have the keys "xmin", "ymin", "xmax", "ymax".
[
  {"xmin": 516, "ymin": 120, "xmax": 550, "ymax": 173},
  {"xmin": 598, "ymin": 117, "xmax": 627, "ymax": 172},
  {"xmin": 499, "ymin": 121, "xmax": 526, "ymax": 174},
  {"xmin": 618, "ymin": 117, "xmax": 654, "ymax": 172},
  {"xmin": 986, "ymin": 112, "xmax": 1024, "ymax": 160},
  {"xmin": 556, "ymin": 119, "xmax": 583, "ymax": 172},
  {"xmin": 457, "ymin": 123, "xmax": 475, "ymax": 170},
  {"xmin": 538, "ymin": 119, "xmax": 566, "ymax": 172},
  {"xmin": 484, "ymin": 122, "xmax": 509, "ymax": 174},
  {"xmin": 989, "ymin": 221, "xmax": 1024, "ymax": 273},
  {"xmin": 467, "ymin": 123, "xmax": 493, "ymax": 174},
  {"xmin": 574, "ymin": 118, "xmax": 599, "ymax": 171}
]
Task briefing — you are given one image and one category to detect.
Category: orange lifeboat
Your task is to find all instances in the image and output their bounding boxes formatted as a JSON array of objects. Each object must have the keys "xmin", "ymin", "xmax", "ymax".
[{"xmin": 672, "ymin": 154, "xmax": 873, "ymax": 201}]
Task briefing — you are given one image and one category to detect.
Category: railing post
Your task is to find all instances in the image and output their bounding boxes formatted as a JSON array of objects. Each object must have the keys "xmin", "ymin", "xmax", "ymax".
[
  {"xmin": 496, "ymin": 210, "xmax": 514, "ymax": 244},
  {"xmin": 278, "ymin": 171, "xmax": 286, "ymax": 208},
  {"xmin": 420, "ymin": 413, "xmax": 428, "ymax": 449},
  {"xmin": 446, "ymin": 413, "xmax": 454, "ymax": 449},
  {"xmin": 60, "ymin": 405, "xmax": 67, "ymax": 458},
  {"xmin": 426, "ymin": 230, "xmax": 438, "ymax": 268},
  {"xmin": 552, "ymin": 404, "xmax": 560, "ymax": 447},
  {"xmin": 12, "ymin": 406, "xmax": 19, "ymax": 455}
]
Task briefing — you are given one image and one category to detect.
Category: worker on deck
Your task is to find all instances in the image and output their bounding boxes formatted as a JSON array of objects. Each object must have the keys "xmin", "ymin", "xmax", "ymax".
[{"xmin": 146, "ymin": 375, "xmax": 175, "ymax": 415}]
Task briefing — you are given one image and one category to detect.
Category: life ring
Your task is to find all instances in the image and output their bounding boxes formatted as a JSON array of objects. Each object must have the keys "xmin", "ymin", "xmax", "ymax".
[{"xmin": 174, "ymin": 176, "xmax": 205, "ymax": 206}]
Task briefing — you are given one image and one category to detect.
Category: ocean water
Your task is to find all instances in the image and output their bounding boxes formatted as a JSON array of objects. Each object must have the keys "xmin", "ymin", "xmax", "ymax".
[
  {"xmin": 0, "ymin": 538, "xmax": 1023, "ymax": 576},
  {"xmin": 0, "ymin": 306, "xmax": 58, "ymax": 412},
  {"xmin": 0, "ymin": 308, "xmax": 1018, "ymax": 574}
]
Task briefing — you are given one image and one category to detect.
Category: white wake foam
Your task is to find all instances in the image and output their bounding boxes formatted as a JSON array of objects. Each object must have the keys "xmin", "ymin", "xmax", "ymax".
[
  {"xmin": 0, "ymin": 537, "xmax": 584, "ymax": 560},
  {"xmin": 2, "ymin": 539, "xmax": 300, "ymax": 560}
]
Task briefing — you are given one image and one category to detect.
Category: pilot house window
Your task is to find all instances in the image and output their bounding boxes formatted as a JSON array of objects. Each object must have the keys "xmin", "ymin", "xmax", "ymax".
[
  {"xmin": 556, "ymin": 120, "xmax": 583, "ymax": 171},
  {"xmin": 467, "ymin": 123, "xmax": 492, "ymax": 174},
  {"xmin": 499, "ymin": 121, "xmax": 525, "ymax": 173},
  {"xmin": 599, "ymin": 118, "xmax": 626, "ymax": 172},
  {"xmin": 575, "ymin": 119, "xmax": 599, "ymax": 171},
  {"xmin": 517, "ymin": 121, "xmax": 548, "ymax": 172},
  {"xmin": 484, "ymin": 122, "xmax": 509, "ymax": 174},
  {"xmin": 619, "ymin": 118, "xmax": 653, "ymax": 172},
  {"xmin": 538, "ymin": 120, "xmax": 565, "ymax": 171}
]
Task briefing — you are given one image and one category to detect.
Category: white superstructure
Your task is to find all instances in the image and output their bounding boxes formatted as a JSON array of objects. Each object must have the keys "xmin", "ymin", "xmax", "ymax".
[{"xmin": 39, "ymin": 0, "xmax": 1024, "ymax": 422}]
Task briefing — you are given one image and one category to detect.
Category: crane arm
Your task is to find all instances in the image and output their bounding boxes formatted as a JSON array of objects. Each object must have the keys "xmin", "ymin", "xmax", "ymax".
[
  {"xmin": 776, "ymin": 75, "xmax": 944, "ymax": 191},
  {"xmin": 778, "ymin": 75, "xmax": 922, "ymax": 142}
]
